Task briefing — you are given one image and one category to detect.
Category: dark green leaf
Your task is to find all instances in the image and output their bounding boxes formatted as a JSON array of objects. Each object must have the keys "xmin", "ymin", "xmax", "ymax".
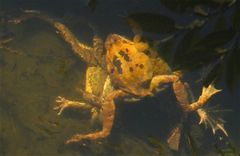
[
  {"xmin": 196, "ymin": 29, "xmax": 236, "ymax": 48},
  {"xmin": 125, "ymin": 13, "xmax": 177, "ymax": 34},
  {"xmin": 160, "ymin": 0, "xmax": 201, "ymax": 12},
  {"xmin": 158, "ymin": 39, "xmax": 175, "ymax": 64},
  {"xmin": 88, "ymin": 0, "xmax": 98, "ymax": 12},
  {"xmin": 226, "ymin": 48, "xmax": 240, "ymax": 90},
  {"xmin": 202, "ymin": 60, "xmax": 225, "ymax": 86},
  {"xmin": 194, "ymin": 5, "xmax": 209, "ymax": 16},
  {"xmin": 214, "ymin": 15, "xmax": 227, "ymax": 31},
  {"xmin": 209, "ymin": 0, "xmax": 232, "ymax": 5},
  {"xmin": 159, "ymin": 0, "xmax": 229, "ymax": 12},
  {"xmin": 232, "ymin": 5, "xmax": 240, "ymax": 31},
  {"xmin": 174, "ymin": 29, "xmax": 235, "ymax": 70},
  {"xmin": 173, "ymin": 29, "xmax": 201, "ymax": 70}
]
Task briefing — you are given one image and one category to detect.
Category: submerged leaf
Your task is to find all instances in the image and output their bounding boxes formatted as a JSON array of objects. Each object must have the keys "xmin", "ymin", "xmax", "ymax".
[
  {"xmin": 125, "ymin": 13, "xmax": 177, "ymax": 34},
  {"xmin": 159, "ymin": 0, "xmax": 200, "ymax": 12},
  {"xmin": 174, "ymin": 29, "xmax": 235, "ymax": 70},
  {"xmin": 196, "ymin": 29, "xmax": 236, "ymax": 48},
  {"xmin": 167, "ymin": 125, "xmax": 182, "ymax": 151},
  {"xmin": 232, "ymin": 4, "xmax": 240, "ymax": 30},
  {"xmin": 88, "ymin": 0, "xmax": 98, "ymax": 12},
  {"xmin": 214, "ymin": 15, "xmax": 227, "ymax": 32},
  {"xmin": 194, "ymin": 5, "xmax": 208, "ymax": 16},
  {"xmin": 226, "ymin": 48, "xmax": 240, "ymax": 90}
]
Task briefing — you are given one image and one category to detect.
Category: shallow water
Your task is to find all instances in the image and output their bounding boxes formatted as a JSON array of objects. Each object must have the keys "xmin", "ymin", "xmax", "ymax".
[{"xmin": 0, "ymin": 0, "xmax": 240, "ymax": 156}]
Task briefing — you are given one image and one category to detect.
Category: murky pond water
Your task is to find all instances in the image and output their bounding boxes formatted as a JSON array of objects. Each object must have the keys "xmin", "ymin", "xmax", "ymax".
[{"xmin": 0, "ymin": 0, "xmax": 239, "ymax": 155}]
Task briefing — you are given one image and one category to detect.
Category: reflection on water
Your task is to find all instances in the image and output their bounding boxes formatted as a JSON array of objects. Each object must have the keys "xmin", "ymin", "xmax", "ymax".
[{"xmin": 0, "ymin": 0, "xmax": 240, "ymax": 155}]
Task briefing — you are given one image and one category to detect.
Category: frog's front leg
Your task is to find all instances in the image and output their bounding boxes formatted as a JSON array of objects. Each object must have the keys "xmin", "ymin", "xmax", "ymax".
[
  {"xmin": 150, "ymin": 75, "xmax": 221, "ymax": 112},
  {"xmin": 92, "ymin": 34, "xmax": 106, "ymax": 69},
  {"xmin": 66, "ymin": 90, "xmax": 126, "ymax": 144}
]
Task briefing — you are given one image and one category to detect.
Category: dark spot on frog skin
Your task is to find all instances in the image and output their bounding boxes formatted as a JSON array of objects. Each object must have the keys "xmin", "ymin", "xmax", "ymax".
[
  {"xmin": 126, "ymin": 48, "xmax": 129, "ymax": 52},
  {"xmin": 139, "ymin": 64, "xmax": 144, "ymax": 69},
  {"xmin": 129, "ymin": 67, "xmax": 133, "ymax": 72},
  {"xmin": 113, "ymin": 56, "xmax": 122, "ymax": 74},
  {"xmin": 141, "ymin": 79, "xmax": 151, "ymax": 89},
  {"xmin": 119, "ymin": 50, "xmax": 130, "ymax": 62},
  {"xmin": 110, "ymin": 68, "xmax": 114, "ymax": 73},
  {"xmin": 135, "ymin": 64, "xmax": 139, "ymax": 67}
]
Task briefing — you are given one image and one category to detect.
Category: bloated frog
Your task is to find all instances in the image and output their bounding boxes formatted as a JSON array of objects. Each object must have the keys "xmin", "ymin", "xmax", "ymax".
[{"xmin": 11, "ymin": 11, "xmax": 227, "ymax": 145}]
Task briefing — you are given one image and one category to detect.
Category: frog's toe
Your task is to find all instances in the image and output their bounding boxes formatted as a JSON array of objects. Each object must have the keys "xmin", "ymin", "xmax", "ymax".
[
  {"xmin": 53, "ymin": 103, "xmax": 67, "ymax": 115},
  {"xmin": 65, "ymin": 134, "xmax": 89, "ymax": 144},
  {"xmin": 54, "ymin": 96, "xmax": 93, "ymax": 115},
  {"xmin": 55, "ymin": 96, "xmax": 66, "ymax": 103},
  {"xmin": 54, "ymin": 96, "xmax": 71, "ymax": 115},
  {"xmin": 201, "ymin": 84, "xmax": 221, "ymax": 101},
  {"xmin": 197, "ymin": 108, "xmax": 228, "ymax": 136}
]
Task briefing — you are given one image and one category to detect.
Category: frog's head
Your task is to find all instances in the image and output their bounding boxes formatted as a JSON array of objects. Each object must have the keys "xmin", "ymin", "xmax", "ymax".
[
  {"xmin": 105, "ymin": 34, "xmax": 149, "ymax": 53},
  {"xmin": 105, "ymin": 34, "xmax": 127, "ymax": 50}
]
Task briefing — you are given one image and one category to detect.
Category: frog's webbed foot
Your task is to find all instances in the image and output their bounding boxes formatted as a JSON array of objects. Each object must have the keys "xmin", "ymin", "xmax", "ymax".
[
  {"xmin": 197, "ymin": 108, "xmax": 228, "ymax": 136},
  {"xmin": 65, "ymin": 90, "xmax": 125, "ymax": 144},
  {"xmin": 54, "ymin": 96, "xmax": 93, "ymax": 115},
  {"xmin": 187, "ymin": 84, "xmax": 221, "ymax": 111},
  {"xmin": 174, "ymin": 81, "xmax": 221, "ymax": 112}
]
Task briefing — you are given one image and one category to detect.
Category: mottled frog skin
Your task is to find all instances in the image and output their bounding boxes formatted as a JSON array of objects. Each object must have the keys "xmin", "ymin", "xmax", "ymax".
[{"xmin": 11, "ymin": 11, "xmax": 227, "ymax": 145}]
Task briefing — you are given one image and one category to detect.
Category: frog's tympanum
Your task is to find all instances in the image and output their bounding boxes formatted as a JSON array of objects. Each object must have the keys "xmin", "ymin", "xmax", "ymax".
[{"xmin": 11, "ymin": 11, "xmax": 227, "ymax": 145}]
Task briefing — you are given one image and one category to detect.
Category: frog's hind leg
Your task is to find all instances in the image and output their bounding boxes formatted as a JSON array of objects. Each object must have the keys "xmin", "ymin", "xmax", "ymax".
[
  {"xmin": 178, "ymin": 82, "xmax": 228, "ymax": 136},
  {"xmin": 54, "ymin": 96, "xmax": 98, "ymax": 114},
  {"xmin": 65, "ymin": 90, "xmax": 125, "ymax": 144},
  {"xmin": 150, "ymin": 75, "xmax": 221, "ymax": 111},
  {"xmin": 173, "ymin": 80, "xmax": 221, "ymax": 112}
]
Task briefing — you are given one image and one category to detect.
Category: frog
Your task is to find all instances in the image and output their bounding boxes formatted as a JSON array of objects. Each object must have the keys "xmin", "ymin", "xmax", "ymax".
[
  {"xmin": 52, "ymin": 28, "xmax": 222, "ymax": 144},
  {"xmin": 10, "ymin": 11, "xmax": 227, "ymax": 145}
]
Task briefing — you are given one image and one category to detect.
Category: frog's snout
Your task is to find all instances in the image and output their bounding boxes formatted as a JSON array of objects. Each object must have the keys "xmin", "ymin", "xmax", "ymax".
[{"xmin": 105, "ymin": 34, "xmax": 120, "ymax": 48}]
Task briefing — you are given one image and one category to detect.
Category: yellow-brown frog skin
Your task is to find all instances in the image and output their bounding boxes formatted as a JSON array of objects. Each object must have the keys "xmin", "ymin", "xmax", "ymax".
[{"xmin": 105, "ymin": 34, "xmax": 153, "ymax": 97}]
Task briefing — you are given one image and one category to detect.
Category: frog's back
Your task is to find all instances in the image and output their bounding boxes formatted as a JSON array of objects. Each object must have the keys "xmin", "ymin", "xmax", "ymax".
[
  {"xmin": 151, "ymin": 57, "xmax": 172, "ymax": 76},
  {"xmin": 105, "ymin": 34, "xmax": 153, "ymax": 96}
]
